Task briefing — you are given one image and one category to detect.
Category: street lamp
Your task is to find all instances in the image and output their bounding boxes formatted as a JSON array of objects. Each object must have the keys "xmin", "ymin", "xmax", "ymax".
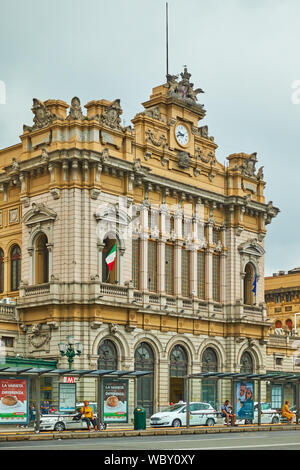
[{"xmin": 59, "ymin": 336, "xmax": 83, "ymax": 369}]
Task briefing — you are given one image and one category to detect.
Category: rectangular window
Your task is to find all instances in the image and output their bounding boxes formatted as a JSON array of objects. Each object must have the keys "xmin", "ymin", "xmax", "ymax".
[
  {"xmin": 212, "ymin": 254, "xmax": 220, "ymax": 302},
  {"xmin": 1, "ymin": 337, "xmax": 14, "ymax": 348},
  {"xmin": 165, "ymin": 244, "xmax": 174, "ymax": 295},
  {"xmin": 148, "ymin": 240, "xmax": 157, "ymax": 292},
  {"xmin": 271, "ymin": 385, "xmax": 282, "ymax": 409},
  {"xmin": 197, "ymin": 251, "xmax": 205, "ymax": 299},
  {"xmin": 181, "ymin": 249, "xmax": 190, "ymax": 298},
  {"xmin": 213, "ymin": 229, "xmax": 220, "ymax": 245},
  {"xmin": 132, "ymin": 239, "xmax": 139, "ymax": 289}
]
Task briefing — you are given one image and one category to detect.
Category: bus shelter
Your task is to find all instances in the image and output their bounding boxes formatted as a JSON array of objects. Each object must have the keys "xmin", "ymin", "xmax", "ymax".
[
  {"xmin": 0, "ymin": 367, "xmax": 151, "ymax": 431},
  {"xmin": 185, "ymin": 371, "xmax": 300, "ymax": 427}
]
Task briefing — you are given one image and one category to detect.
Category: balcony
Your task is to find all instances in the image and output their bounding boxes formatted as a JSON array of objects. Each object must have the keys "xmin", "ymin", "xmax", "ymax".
[
  {"xmin": 16, "ymin": 280, "xmax": 224, "ymax": 318},
  {"xmin": 0, "ymin": 303, "xmax": 17, "ymax": 322}
]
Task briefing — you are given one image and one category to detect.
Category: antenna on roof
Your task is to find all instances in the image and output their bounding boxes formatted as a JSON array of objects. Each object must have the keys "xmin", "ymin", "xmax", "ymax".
[{"xmin": 166, "ymin": 2, "xmax": 169, "ymax": 78}]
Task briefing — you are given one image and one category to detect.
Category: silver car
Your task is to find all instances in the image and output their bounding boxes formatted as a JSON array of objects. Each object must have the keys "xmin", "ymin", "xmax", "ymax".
[{"xmin": 37, "ymin": 402, "xmax": 106, "ymax": 432}]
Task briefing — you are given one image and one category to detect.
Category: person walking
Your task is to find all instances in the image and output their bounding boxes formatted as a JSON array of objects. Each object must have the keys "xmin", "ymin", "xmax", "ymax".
[{"xmin": 80, "ymin": 400, "xmax": 99, "ymax": 431}]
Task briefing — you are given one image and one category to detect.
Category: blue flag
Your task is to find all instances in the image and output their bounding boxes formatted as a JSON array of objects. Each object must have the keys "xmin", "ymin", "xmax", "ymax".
[{"xmin": 251, "ymin": 273, "xmax": 257, "ymax": 295}]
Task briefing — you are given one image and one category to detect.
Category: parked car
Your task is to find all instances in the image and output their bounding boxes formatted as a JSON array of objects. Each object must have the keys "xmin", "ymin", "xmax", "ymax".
[
  {"xmin": 230, "ymin": 402, "xmax": 280, "ymax": 425},
  {"xmin": 37, "ymin": 402, "xmax": 106, "ymax": 432},
  {"xmin": 150, "ymin": 402, "xmax": 217, "ymax": 428}
]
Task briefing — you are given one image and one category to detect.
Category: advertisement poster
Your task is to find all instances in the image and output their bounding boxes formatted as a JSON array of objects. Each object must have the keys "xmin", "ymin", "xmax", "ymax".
[
  {"xmin": 59, "ymin": 383, "xmax": 76, "ymax": 412},
  {"xmin": 0, "ymin": 378, "xmax": 28, "ymax": 424},
  {"xmin": 236, "ymin": 381, "xmax": 254, "ymax": 420},
  {"xmin": 103, "ymin": 379, "xmax": 128, "ymax": 423}
]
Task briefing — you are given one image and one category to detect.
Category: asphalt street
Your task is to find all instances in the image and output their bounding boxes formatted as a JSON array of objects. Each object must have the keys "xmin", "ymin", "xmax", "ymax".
[{"xmin": 0, "ymin": 430, "xmax": 300, "ymax": 451}]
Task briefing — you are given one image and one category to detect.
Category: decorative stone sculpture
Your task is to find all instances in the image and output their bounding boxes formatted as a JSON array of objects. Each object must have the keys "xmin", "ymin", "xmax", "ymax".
[
  {"xmin": 166, "ymin": 66, "xmax": 205, "ymax": 110},
  {"xmin": 23, "ymin": 98, "xmax": 58, "ymax": 132},
  {"xmin": 98, "ymin": 99, "xmax": 122, "ymax": 129},
  {"xmin": 178, "ymin": 151, "xmax": 191, "ymax": 169},
  {"xmin": 67, "ymin": 96, "xmax": 84, "ymax": 120}
]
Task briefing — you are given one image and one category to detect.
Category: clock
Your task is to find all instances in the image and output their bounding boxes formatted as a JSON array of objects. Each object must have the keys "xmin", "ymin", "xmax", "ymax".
[{"xmin": 175, "ymin": 124, "xmax": 189, "ymax": 146}]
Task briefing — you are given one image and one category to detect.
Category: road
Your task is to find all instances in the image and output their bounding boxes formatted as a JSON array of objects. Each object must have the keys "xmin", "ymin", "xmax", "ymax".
[{"xmin": 0, "ymin": 430, "xmax": 300, "ymax": 452}]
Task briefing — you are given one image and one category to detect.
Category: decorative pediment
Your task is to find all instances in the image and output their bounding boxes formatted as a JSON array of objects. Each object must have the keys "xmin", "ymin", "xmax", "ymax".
[
  {"xmin": 22, "ymin": 202, "xmax": 57, "ymax": 227},
  {"xmin": 94, "ymin": 203, "xmax": 131, "ymax": 226},
  {"xmin": 238, "ymin": 239, "xmax": 265, "ymax": 257}
]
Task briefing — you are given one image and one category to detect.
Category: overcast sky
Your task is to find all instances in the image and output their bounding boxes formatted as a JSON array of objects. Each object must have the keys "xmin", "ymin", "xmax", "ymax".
[{"xmin": 0, "ymin": 0, "xmax": 299, "ymax": 276}]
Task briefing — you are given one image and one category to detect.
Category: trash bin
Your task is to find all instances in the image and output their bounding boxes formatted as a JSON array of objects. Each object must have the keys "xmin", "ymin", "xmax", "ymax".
[{"xmin": 134, "ymin": 406, "xmax": 146, "ymax": 430}]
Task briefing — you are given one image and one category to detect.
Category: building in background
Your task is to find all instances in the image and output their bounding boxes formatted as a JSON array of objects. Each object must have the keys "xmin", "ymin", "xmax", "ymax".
[
  {"xmin": 0, "ymin": 68, "xmax": 280, "ymax": 416},
  {"xmin": 265, "ymin": 269, "xmax": 300, "ymax": 407}
]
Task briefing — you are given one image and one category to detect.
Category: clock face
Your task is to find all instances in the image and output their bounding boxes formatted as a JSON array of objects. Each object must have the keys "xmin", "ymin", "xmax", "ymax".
[{"xmin": 175, "ymin": 124, "xmax": 189, "ymax": 146}]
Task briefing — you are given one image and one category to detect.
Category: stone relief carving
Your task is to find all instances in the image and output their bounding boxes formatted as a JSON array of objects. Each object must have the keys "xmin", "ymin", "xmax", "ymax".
[
  {"xmin": 237, "ymin": 153, "xmax": 264, "ymax": 180},
  {"xmin": 40, "ymin": 148, "xmax": 50, "ymax": 164},
  {"xmin": 142, "ymin": 105, "xmax": 166, "ymax": 122},
  {"xmin": 67, "ymin": 96, "xmax": 84, "ymax": 121},
  {"xmin": 23, "ymin": 99, "xmax": 60, "ymax": 132},
  {"xmin": 145, "ymin": 129, "xmax": 168, "ymax": 148},
  {"xmin": 196, "ymin": 147, "xmax": 216, "ymax": 165},
  {"xmin": 177, "ymin": 151, "xmax": 191, "ymax": 169},
  {"xmin": 28, "ymin": 323, "xmax": 51, "ymax": 352},
  {"xmin": 95, "ymin": 99, "xmax": 122, "ymax": 130}
]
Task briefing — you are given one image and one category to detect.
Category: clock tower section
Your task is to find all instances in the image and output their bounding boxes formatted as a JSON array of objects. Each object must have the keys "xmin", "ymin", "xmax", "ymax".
[{"xmin": 132, "ymin": 67, "xmax": 219, "ymax": 185}]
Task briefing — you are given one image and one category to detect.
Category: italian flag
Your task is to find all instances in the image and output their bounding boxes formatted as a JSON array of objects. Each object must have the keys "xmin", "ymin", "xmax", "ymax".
[{"xmin": 105, "ymin": 243, "xmax": 117, "ymax": 271}]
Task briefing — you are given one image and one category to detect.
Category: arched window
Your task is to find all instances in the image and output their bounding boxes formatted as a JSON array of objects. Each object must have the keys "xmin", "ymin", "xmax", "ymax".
[
  {"xmin": 135, "ymin": 342, "xmax": 154, "ymax": 416},
  {"xmin": 170, "ymin": 345, "xmax": 188, "ymax": 403},
  {"xmin": 202, "ymin": 348, "xmax": 218, "ymax": 408},
  {"xmin": 244, "ymin": 263, "xmax": 255, "ymax": 305},
  {"xmin": 98, "ymin": 339, "xmax": 118, "ymax": 370},
  {"xmin": 286, "ymin": 319, "xmax": 293, "ymax": 331},
  {"xmin": 240, "ymin": 351, "xmax": 254, "ymax": 374},
  {"xmin": 10, "ymin": 245, "xmax": 21, "ymax": 292},
  {"xmin": 102, "ymin": 236, "xmax": 119, "ymax": 284},
  {"xmin": 35, "ymin": 233, "xmax": 49, "ymax": 284},
  {"xmin": 0, "ymin": 249, "xmax": 4, "ymax": 293},
  {"xmin": 170, "ymin": 345, "xmax": 188, "ymax": 377},
  {"xmin": 202, "ymin": 347, "xmax": 218, "ymax": 372}
]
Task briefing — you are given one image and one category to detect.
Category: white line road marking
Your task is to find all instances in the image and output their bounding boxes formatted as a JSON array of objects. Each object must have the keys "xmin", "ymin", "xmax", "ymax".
[{"xmin": 184, "ymin": 442, "xmax": 300, "ymax": 450}]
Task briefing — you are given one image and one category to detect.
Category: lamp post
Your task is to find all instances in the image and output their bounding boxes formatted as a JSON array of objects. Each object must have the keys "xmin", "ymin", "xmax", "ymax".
[{"xmin": 59, "ymin": 336, "xmax": 83, "ymax": 369}]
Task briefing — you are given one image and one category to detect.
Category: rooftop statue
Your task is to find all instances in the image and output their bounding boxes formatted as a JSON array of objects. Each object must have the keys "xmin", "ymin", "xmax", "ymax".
[
  {"xmin": 166, "ymin": 66, "xmax": 205, "ymax": 107},
  {"xmin": 23, "ymin": 98, "xmax": 59, "ymax": 132},
  {"xmin": 67, "ymin": 96, "xmax": 84, "ymax": 120}
]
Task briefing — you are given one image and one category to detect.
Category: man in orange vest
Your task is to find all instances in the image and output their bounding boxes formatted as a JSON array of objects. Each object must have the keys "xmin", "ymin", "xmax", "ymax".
[{"xmin": 80, "ymin": 400, "xmax": 98, "ymax": 431}]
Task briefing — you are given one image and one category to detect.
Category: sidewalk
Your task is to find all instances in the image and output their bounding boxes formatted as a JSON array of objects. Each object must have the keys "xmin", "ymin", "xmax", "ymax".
[{"xmin": 1, "ymin": 423, "xmax": 300, "ymax": 441}]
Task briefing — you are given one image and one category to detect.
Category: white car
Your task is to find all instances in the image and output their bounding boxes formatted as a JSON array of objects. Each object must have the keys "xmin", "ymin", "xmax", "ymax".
[
  {"xmin": 37, "ymin": 402, "xmax": 106, "ymax": 432},
  {"xmin": 150, "ymin": 402, "xmax": 217, "ymax": 428},
  {"xmin": 233, "ymin": 402, "xmax": 280, "ymax": 425}
]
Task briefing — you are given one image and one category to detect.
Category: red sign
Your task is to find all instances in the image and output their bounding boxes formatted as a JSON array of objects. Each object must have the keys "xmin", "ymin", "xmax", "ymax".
[
  {"xmin": 0, "ymin": 378, "xmax": 28, "ymax": 423},
  {"xmin": 63, "ymin": 377, "xmax": 75, "ymax": 383}
]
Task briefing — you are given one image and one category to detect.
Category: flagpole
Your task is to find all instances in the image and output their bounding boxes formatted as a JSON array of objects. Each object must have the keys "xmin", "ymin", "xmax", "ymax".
[{"xmin": 166, "ymin": 2, "xmax": 169, "ymax": 77}]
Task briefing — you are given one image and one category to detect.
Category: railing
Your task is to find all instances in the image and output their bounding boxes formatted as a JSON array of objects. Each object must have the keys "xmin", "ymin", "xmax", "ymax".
[
  {"xmin": 0, "ymin": 304, "xmax": 17, "ymax": 320},
  {"xmin": 166, "ymin": 297, "xmax": 176, "ymax": 306},
  {"xmin": 99, "ymin": 283, "xmax": 128, "ymax": 297},
  {"xmin": 24, "ymin": 283, "xmax": 50, "ymax": 296},
  {"xmin": 149, "ymin": 294, "xmax": 160, "ymax": 304}
]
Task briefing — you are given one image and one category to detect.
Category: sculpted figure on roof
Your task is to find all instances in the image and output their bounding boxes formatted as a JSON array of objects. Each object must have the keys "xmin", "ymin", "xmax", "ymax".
[{"xmin": 23, "ymin": 98, "xmax": 58, "ymax": 132}]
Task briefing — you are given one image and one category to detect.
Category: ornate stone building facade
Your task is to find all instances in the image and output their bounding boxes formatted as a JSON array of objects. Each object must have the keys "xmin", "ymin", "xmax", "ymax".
[{"xmin": 0, "ymin": 68, "xmax": 280, "ymax": 414}]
